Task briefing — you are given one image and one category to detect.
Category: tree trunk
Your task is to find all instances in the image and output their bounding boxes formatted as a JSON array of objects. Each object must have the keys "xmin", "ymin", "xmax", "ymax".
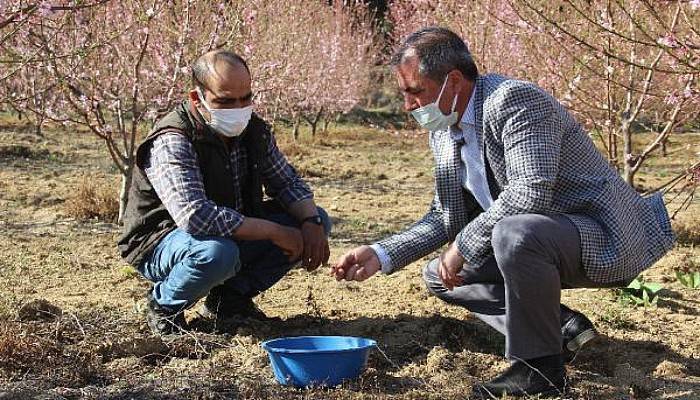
[
  {"xmin": 661, "ymin": 140, "xmax": 667, "ymax": 157},
  {"xmin": 292, "ymin": 115, "xmax": 301, "ymax": 141},
  {"xmin": 305, "ymin": 108, "xmax": 324, "ymax": 138},
  {"xmin": 623, "ymin": 163, "xmax": 636, "ymax": 187},
  {"xmin": 322, "ymin": 117, "xmax": 331, "ymax": 134},
  {"xmin": 33, "ymin": 111, "xmax": 45, "ymax": 136},
  {"xmin": 118, "ymin": 164, "xmax": 133, "ymax": 225},
  {"xmin": 309, "ymin": 121, "xmax": 317, "ymax": 137},
  {"xmin": 622, "ymin": 122, "xmax": 635, "ymax": 186}
]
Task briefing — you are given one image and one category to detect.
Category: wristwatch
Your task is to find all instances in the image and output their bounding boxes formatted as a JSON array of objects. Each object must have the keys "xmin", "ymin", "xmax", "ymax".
[{"xmin": 301, "ymin": 215, "xmax": 323, "ymax": 226}]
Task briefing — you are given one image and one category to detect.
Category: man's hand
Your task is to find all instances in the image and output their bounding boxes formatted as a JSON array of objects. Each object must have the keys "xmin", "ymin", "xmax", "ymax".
[
  {"xmin": 300, "ymin": 221, "xmax": 330, "ymax": 271},
  {"xmin": 439, "ymin": 243, "xmax": 465, "ymax": 290},
  {"xmin": 330, "ymin": 245, "xmax": 380, "ymax": 282},
  {"xmin": 270, "ymin": 225, "xmax": 304, "ymax": 262}
]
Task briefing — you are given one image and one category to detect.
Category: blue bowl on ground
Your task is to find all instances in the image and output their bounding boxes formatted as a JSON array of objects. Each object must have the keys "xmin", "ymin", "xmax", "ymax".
[{"xmin": 260, "ymin": 335, "xmax": 377, "ymax": 387}]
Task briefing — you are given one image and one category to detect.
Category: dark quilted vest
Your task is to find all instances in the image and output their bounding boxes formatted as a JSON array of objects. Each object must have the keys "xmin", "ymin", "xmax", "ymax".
[{"xmin": 117, "ymin": 101, "xmax": 267, "ymax": 266}]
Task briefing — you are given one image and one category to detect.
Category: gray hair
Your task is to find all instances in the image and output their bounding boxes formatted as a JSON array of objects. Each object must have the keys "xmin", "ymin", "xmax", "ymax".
[
  {"xmin": 191, "ymin": 50, "xmax": 250, "ymax": 91},
  {"xmin": 390, "ymin": 26, "xmax": 478, "ymax": 82}
]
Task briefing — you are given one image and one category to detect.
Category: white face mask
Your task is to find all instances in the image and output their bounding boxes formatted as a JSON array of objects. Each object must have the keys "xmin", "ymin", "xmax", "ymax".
[
  {"xmin": 197, "ymin": 87, "xmax": 253, "ymax": 137},
  {"xmin": 410, "ymin": 76, "xmax": 459, "ymax": 132}
]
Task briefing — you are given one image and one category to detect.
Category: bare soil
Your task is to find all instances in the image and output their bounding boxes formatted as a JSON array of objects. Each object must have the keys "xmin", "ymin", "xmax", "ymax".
[{"xmin": 0, "ymin": 119, "xmax": 698, "ymax": 399}]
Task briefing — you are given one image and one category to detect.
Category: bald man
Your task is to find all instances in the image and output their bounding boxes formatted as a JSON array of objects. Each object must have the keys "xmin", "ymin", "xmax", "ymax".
[{"xmin": 118, "ymin": 50, "xmax": 331, "ymax": 336}]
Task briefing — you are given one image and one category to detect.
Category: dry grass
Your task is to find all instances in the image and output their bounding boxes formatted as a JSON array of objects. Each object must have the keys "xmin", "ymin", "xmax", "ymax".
[
  {"xmin": 672, "ymin": 219, "xmax": 700, "ymax": 246},
  {"xmin": 63, "ymin": 176, "xmax": 119, "ymax": 222},
  {"xmin": 0, "ymin": 144, "xmax": 49, "ymax": 159},
  {"xmin": 0, "ymin": 318, "xmax": 105, "ymax": 387}
]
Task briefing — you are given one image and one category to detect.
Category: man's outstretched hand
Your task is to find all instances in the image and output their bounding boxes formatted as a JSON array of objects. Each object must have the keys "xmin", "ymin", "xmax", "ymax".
[{"xmin": 330, "ymin": 245, "xmax": 381, "ymax": 282}]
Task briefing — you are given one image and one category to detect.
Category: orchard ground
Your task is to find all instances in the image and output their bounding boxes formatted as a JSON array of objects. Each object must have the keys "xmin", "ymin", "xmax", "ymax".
[{"xmin": 0, "ymin": 115, "xmax": 698, "ymax": 399}]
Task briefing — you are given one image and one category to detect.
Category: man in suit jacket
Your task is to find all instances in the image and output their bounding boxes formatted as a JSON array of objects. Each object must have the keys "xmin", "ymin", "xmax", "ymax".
[{"xmin": 331, "ymin": 27, "xmax": 675, "ymax": 398}]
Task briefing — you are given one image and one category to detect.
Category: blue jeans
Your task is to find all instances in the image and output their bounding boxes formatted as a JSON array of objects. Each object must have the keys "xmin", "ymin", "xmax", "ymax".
[{"xmin": 138, "ymin": 207, "xmax": 331, "ymax": 311}]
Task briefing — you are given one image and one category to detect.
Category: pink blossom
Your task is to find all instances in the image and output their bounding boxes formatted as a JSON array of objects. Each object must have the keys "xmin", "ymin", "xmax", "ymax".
[
  {"xmin": 37, "ymin": 1, "xmax": 53, "ymax": 16},
  {"xmin": 664, "ymin": 92, "xmax": 680, "ymax": 105},
  {"xmin": 657, "ymin": 34, "xmax": 678, "ymax": 48},
  {"xmin": 691, "ymin": 0, "xmax": 700, "ymax": 11},
  {"xmin": 683, "ymin": 86, "xmax": 693, "ymax": 98},
  {"xmin": 244, "ymin": 10, "xmax": 257, "ymax": 25}
]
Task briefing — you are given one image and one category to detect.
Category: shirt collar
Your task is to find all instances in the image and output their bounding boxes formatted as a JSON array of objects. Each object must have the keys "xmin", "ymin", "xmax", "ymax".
[{"xmin": 449, "ymin": 89, "xmax": 476, "ymax": 141}]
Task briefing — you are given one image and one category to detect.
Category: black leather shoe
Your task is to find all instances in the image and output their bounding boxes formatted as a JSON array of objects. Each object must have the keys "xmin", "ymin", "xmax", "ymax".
[
  {"xmin": 561, "ymin": 305, "xmax": 597, "ymax": 363},
  {"xmin": 145, "ymin": 293, "xmax": 187, "ymax": 336},
  {"xmin": 472, "ymin": 354, "xmax": 566, "ymax": 398}
]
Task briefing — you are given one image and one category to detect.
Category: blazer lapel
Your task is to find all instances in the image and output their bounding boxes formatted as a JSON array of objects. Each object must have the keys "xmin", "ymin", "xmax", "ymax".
[{"xmin": 473, "ymin": 76, "xmax": 501, "ymax": 200}]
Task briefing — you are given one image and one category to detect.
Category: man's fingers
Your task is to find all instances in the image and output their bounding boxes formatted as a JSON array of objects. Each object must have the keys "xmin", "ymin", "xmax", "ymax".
[
  {"xmin": 311, "ymin": 242, "xmax": 323, "ymax": 269},
  {"xmin": 438, "ymin": 258, "xmax": 455, "ymax": 291},
  {"xmin": 446, "ymin": 271, "xmax": 462, "ymax": 290},
  {"xmin": 439, "ymin": 267, "xmax": 452, "ymax": 290},
  {"xmin": 322, "ymin": 243, "xmax": 331, "ymax": 265},
  {"xmin": 438, "ymin": 261, "xmax": 448, "ymax": 285},
  {"xmin": 302, "ymin": 246, "xmax": 311, "ymax": 267},
  {"xmin": 305, "ymin": 240, "xmax": 317, "ymax": 268},
  {"xmin": 331, "ymin": 266, "xmax": 344, "ymax": 280},
  {"xmin": 336, "ymin": 252, "xmax": 355, "ymax": 269},
  {"xmin": 332, "ymin": 252, "xmax": 355, "ymax": 279},
  {"xmin": 330, "ymin": 262, "xmax": 347, "ymax": 280},
  {"xmin": 444, "ymin": 265, "xmax": 457, "ymax": 281},
  {"xmin": 345, "ymin": 264, "xmax": 360, "ymax": 281},
  {"xmin": 354, "ymin": 267, "xmax": 368, "ymax": 282},
  {"xmin": 305, "ymin": 240, "xmax": 313, "ymax": 263},
  {"xmin": 446, "ymin": 272, "xmax": 459, "ymax": 290}
]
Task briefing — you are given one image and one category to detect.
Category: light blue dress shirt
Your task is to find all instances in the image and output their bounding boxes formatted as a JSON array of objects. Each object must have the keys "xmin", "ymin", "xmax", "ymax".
[{"xmin": 371, "ymin": 89, "xmax": 494, "ymax": 274}]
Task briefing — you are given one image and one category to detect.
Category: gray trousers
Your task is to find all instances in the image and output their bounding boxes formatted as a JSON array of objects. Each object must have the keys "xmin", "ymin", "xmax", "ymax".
[{"xmin": 422, "ymin": 213, "xmax": 618, "ymax": 361}]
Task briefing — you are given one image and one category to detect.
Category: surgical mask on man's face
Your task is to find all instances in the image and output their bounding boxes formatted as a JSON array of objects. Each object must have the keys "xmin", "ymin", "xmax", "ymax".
[
  {"xmin": 196, "ymin": 87, "xmax": 253, "ymax": 137},
  {"xmin": 410, "ymin": 76, "xmax": 459, "ymax": 132}
]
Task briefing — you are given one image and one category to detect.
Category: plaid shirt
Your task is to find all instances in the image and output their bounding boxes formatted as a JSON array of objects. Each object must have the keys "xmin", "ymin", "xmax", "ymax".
[{"xmin": 142, "ymin": 130, "xmax": 313, "ymax": 237}]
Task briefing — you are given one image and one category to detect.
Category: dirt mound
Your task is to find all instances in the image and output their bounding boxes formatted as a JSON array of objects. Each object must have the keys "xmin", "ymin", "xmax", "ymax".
[{"xmin": 17, "ymin": 299, "xmax": 62, "ymax": 321}]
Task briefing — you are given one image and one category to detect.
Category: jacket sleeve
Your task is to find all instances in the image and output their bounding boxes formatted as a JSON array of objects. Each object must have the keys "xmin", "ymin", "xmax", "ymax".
[
  {"xmin": 374, "ymin": 192, "xmax": 449, "ymax": 273},
  {"xmin": 455, "ymin": 83, "xmax": 562, "ymax": 267},
  {"xmin": 373, "ymin": 134, "xmax": 449, "ymax": 272}
]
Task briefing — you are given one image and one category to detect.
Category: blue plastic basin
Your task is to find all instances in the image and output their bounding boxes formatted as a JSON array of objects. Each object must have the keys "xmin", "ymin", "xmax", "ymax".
[{"xmin": 260, "ymin": 335, "xmax": 377, "ymax": 387}]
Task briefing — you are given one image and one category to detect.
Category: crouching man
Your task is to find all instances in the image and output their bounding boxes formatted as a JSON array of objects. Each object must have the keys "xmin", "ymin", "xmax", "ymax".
[
  {"xmin": 331, "ymin": 27, "xmax": 675, "ymax": 398},
  {"xmin": 118, "ymin": 50, "xmax": 331, "ymax": 336}
]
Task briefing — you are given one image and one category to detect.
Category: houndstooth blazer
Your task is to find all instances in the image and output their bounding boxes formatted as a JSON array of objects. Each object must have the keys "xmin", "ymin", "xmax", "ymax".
[{"xmin": 376, "ymin": 74, "xmax": 675, "ymax": 283}]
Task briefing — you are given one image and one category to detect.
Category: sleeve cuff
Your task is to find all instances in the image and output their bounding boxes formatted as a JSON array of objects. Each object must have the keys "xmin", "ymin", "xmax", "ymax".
[
  {"xmin": 455, "ymin": 230, "xmax": 471, "ymax": 263},
  {"xmin": 370, "ymin": 243, "xmax": 394, "ymax": 274},
  {"xmin": 277, "ymin": 187, "xmax": 313, "ymax": 208}
]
